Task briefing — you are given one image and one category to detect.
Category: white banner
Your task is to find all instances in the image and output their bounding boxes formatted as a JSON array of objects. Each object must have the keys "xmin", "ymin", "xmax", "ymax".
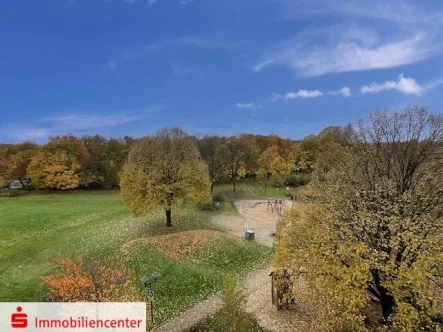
[{"xmin": 0, "ymin": 302, "xmax": 146, "ymax": 332}]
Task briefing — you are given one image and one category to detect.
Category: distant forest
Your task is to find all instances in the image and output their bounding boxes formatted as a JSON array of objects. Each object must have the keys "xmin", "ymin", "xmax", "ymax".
[{"xmin": 0, "ymin": 125, "xmax": 352, "ymax": 191}]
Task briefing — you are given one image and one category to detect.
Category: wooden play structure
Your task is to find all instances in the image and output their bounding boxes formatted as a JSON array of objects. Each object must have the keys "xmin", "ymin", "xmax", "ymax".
[
  {"xmin": 270, "ymin": 270, "xmax": 295, "ymax": 310},
  {"xmin": 266, "ymin": 199, "xmax": 285, "ymax": 215}
]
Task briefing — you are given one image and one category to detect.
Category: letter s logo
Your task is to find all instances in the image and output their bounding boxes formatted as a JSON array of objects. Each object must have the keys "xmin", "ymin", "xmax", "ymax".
[{"xmin": 11, "ymin": 306, "xmax": 28, "ymax": 328}]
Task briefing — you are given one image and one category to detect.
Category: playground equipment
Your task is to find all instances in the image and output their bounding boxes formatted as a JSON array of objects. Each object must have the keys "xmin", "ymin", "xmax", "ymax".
[
  {"xmin": 270, "ymin": 270, "xmax": 295, "ymax": 311},
  {"xmin": 267, "ymin": 199, "xmax": 285, "ymax": 215}
]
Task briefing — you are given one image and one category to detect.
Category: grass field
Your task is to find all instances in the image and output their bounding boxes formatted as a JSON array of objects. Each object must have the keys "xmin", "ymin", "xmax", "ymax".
[{"xmin": 0, "ymin": 191, "xmax": 272, "ymax": 324}]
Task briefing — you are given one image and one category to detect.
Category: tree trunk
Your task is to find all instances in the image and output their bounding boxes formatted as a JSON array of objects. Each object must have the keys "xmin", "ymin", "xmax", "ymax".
[
  {"xmin": 232, "ymin": 180, "xmax": 236, "ymax": 192},
  {"xmin": 267, "ymin": 173, "xmax": 271, "ymax": 181},
  {"xmin": 371, "ymin": 269, "xmax": 395, "ymax": 322},
  {"xmin": 210, "ymin": 182, "xmax": 214, "ymax": 194},
  {"xmin": 380, "ymin": 290, "xmax": 395, "ymax": 321},
  {"xmin": 165, "ymin": 209, "xmax": 172, "ymax": 227}
]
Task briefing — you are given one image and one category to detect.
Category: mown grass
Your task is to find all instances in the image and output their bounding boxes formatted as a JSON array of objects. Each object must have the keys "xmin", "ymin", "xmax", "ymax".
[{"xmin": 0, "ymin": 191, "xmax": 272, "ymax": 325}]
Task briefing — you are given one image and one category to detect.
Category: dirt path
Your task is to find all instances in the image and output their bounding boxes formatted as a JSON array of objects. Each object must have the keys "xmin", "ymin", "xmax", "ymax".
[
  {"xmin": 155, "ymin": 199, "xmax": 302, "ymax": 332},
  {"xmin": 213, "ymin": 199, "xmax": 292, "ymax": 247}
]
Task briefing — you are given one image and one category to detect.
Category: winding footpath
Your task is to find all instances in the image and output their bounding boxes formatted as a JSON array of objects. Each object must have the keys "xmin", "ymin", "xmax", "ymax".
[{"xmin": 156, "ymin": 199, "xmax": 305, "ymax": 332}]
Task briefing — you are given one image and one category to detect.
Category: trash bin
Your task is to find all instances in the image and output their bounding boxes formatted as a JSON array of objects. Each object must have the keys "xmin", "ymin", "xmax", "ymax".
[{"xmin": 245, "ymin": 230, "xmax": 255, "ymax": 240}]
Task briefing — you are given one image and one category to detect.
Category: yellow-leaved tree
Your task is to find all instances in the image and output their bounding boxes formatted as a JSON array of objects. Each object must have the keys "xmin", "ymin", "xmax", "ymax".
[
  {"xmin": 0, "ymin": 147, "xmax": 10, "ymax": 188},
  {"xmin": 258, "ymin": 145, "xmax": 294, "ymax": 180},
  {"xmin": 275, "ymin": 106, "xmax": 443, "ymax": 331},
  {"xmin": 120, "ymin": 127, "xmax": 211, "ymax": 227},
  {"xmin": 27, "ymin": 151, "xmax": 80, "ymax": 190}
]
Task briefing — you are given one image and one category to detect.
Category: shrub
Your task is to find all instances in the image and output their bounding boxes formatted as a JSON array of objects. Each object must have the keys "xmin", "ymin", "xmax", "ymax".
[
  {"xmin": 197, "ymin": 201, "xmax": 221, "ymax": 212},
  {"xmin": 212, "ymin": 193, "xmax": 224, "ymax": 203},
  {"xmin": 8, "ymin": 190, "xmax": 23, "ymax": 197},
  {"xmin": 271, "ymin": 175, "xmax": 284, "ymax": 188},
  {"xmin": 284, "ymin": 173, "xmax": 312, "ymax": 187},
  {"xmin": 42, "ymin": 257, "xmax": 139, "ymax": 302},
  {"xmin": 0, "ymin": 190, "xmax": 23, "ymax": 197},
  {"xmin": 192, "ymin": 277, "xmax": 260, "ymax": 332}
]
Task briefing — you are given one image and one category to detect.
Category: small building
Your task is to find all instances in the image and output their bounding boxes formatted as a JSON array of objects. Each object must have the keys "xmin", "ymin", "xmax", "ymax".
[{"xmin": 9, "ymin": 179, "xmax": 29, "ymax": 190}]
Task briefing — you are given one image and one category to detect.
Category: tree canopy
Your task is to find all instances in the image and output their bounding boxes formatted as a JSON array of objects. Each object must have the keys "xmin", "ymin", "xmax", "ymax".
[
  {"xmin": 120, "ymin": 127, "xmax": 211, "ymax": 227},
  {"xmin": 275, "ymin": 106, "xmax": 443, "ymax": 331}
]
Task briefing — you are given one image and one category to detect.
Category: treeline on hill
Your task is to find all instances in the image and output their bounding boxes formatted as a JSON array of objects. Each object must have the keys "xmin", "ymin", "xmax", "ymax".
[{"xmin": 0, "ymin": 125, "xmax": 353, "ymax": 192}]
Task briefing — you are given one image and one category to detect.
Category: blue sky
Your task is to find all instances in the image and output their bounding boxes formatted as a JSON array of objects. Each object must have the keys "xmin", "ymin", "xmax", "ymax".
[{"xmin": 2, "ymin": 0, "xmax": 443, "ymax": 143}]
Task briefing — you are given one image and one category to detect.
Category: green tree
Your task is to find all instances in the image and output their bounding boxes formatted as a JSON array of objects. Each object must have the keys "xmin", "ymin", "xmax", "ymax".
[
  {"xmin": 219, "ymin": 136, "xmax": 248, "ymax": 192},
  {"xmin": 210, "ymin": 277, "xmax": 257, "ymax": 332},
  {"xmin": 275, "ymin": 106, "xmax": 443, "ymax": 331},
  {"xmin": 120, "ymin": 127, "xmax": 211, "ymax": 227},
  {"xmin": 197, "ymin": 135, "xmax": 226, "ymax": 193},
  {"xmin": 103, "ymin": 138, "xmax": 127, "ymax": 187}
]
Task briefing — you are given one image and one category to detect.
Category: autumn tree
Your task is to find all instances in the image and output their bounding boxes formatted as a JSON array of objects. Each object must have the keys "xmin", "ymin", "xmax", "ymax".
[
  {"xmin": 46, "ymin": 135, "xmax": 90, "ymax": 169},
  {"xmin": 219, "ymin": 136, "xmax": 248, "ymax": 192},
  {"xmin": 0, "ymin": 147, "xmax": 9, "ymax": 188},
  {"xmin": 275, "ymin": 106, "xmax": 443, "ymax": 331},
  {"xmin": 8, "ymin": 144, "xmax": 39, "ymax": 191},
  {"xmin": 210, "ymin": 278, "xmax": 257, "ymax": 331},
  {"xmin": 258, "ymin": 145, "xmax": 294, "ymax": 180},
  {"xmin": 237, "ymin": 134, "xmax": 261, "ymax": 181},
  {"xmin": 102, "ymin": 138, "xmax": 127, "ymax": 188},
  {"xmin": 197, "ymin": 135, "xmax": 226, "ymax": 193},
  {"xmin": 42, "ymin": 257, "xmax": 139, "ymax": 302},
  {"xmin": 27, "ymin": 151, "xmax": 80, "ymax": 190},
  {"xmin": 120, "ymin": 127, "xmax": 211, "ymax": 227}
]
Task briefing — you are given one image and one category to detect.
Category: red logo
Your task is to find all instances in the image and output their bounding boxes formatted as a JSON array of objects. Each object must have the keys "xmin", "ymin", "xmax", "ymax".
[{"xmin": 11, "ymin": 306, "xmax": 28, "ymax": 328}]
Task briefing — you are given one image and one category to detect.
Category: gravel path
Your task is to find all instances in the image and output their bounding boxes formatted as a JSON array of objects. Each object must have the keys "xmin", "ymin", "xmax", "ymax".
[
  {"xmin": 155, "ymin": 199, "xmax": 304, "ymax": 332},
  {"xmin": 213, "ymin": 199, "xmax": 292, "ymax": 247}
]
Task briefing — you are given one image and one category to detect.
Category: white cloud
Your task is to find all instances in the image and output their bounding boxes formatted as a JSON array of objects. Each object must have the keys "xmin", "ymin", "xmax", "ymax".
[
  {"xmin": 253, "ymin": 29, "xmax": 438, "ymax": 76},
  {"xmin": 273, "ymin": 89, "xmax": 323, "ymax": 101},
  {"xmin": 360, "ymin": 74, "xmax": 424, "ymax": 95},
  {"xmin": 180, "ymin": 0, "xmax": 193, "ymax": 4},
  {"xmin": 236, "ymin": 102, "xmax": 262, "ymax": 109},
  {"xmin": 329, "ymin": 86, "xmax": 351, "ymax": 97},
  {"xmin": 253, "ymin": 1, "xmax": 443, "ymax": 76}
]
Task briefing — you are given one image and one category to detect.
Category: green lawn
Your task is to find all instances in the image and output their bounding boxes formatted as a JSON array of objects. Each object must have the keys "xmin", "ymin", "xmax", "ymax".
[{"xmin": 0, "ymin": 191, "xmax": 272, "ymax": 325}]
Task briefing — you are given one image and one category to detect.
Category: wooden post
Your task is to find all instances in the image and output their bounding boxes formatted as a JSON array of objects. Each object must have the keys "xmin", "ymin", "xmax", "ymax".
[{"xmin": 271, "ymin": 274, "xmax": 274, "ymax": 304}]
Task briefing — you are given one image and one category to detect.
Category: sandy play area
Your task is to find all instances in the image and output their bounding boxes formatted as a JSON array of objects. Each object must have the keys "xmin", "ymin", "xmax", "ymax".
[{"xmin": 212, "ymin": 199, "xmax": 293, "ymax": 247}]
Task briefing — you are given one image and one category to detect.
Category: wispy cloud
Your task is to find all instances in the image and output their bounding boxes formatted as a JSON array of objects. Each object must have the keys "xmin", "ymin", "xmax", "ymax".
[
  {"xmin": 0, "ymin": 105, "xmax": 165, "ymax": 143},
  {"xmin": 236, "ymin": 102, "xmax": 262, "ymax": 109},
  {"xmin": 170, "ymin": 61, "xmax": 210, "ymax": 80},
  {"xmin": 147, "ymin": 0, "xmax": 158, "ymax": 7},
  {"xmin": 253, "ymin": 1, "xmax": 443, "ymax": 76},
  {"xmin": 106, "ymin": 34, "xmax": 243, "ymax": 68},
  {"xmin": 272, "ymin": 89, "xmax": 323, "ymax": 101},
  {"xmin": 329, "ymin": 86, "xmax": 351, "ymax": 97},
  {"xmin": 44, "ymin": 114, "xmax": 141, "ymax": 131}
]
